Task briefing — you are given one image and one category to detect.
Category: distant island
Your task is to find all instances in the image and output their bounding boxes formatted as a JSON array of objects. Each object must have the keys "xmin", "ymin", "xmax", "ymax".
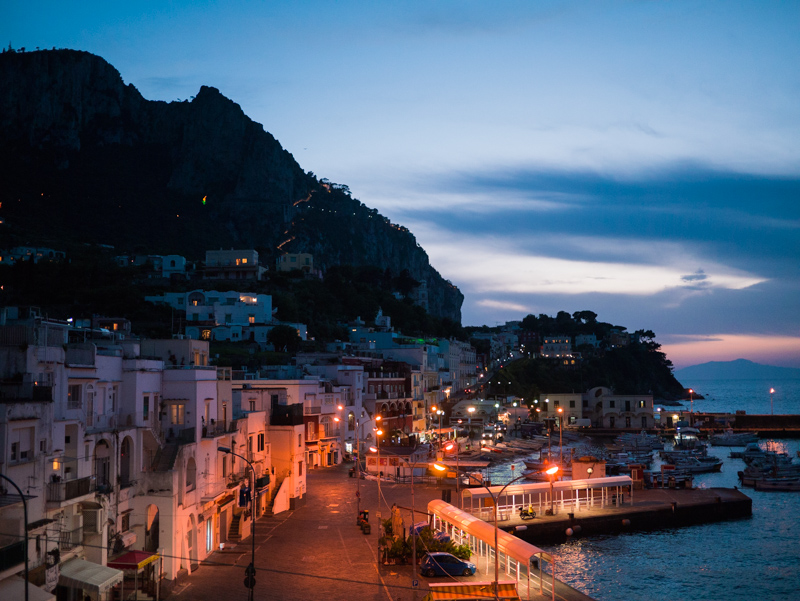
[{"xmin": 674, "ymin": 359, "xmax": 800, "ymax": 381}]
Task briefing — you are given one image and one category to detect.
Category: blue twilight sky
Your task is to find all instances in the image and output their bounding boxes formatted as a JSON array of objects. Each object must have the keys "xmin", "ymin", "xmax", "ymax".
[{"xmin": 5, "ymin": 1, "xmax": 800, "ymax": 368}]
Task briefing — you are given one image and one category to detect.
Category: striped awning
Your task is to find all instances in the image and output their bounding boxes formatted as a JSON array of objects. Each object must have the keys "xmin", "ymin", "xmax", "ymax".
[
  {"xmin": 58, "ymin": 558, "xmax": 123, "ymax": 594},
  {"xmin": 424, "ymin": 581, "xmax": 520, "ymax": 600}
]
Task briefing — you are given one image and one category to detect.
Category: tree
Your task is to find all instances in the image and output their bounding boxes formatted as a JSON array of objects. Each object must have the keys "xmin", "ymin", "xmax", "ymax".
[{"xmin": 267, "ymin": 325, "xmax": 301, "ymax": 353}]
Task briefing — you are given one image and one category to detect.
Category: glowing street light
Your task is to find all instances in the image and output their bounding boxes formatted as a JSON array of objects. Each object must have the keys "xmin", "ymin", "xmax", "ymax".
[
  {"xmin": 557, "ymin": 408, "xmax": 563, "ymax": 468},
  {"xmin": 689, "ymin": 389, "xmax": 694, "ymax": 425},
  {"xmin": 545, "ymin": 465, "xmax": 559, "ymax": 516},
  {"xmin": 770, "ymin": 388, "xmax": 775, "ymax": 415}
]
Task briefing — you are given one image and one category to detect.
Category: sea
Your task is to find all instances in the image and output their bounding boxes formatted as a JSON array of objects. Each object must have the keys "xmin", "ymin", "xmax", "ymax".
[{"xmin": 489, "ymin": 378, "xmax": 800, "ymax": 601}]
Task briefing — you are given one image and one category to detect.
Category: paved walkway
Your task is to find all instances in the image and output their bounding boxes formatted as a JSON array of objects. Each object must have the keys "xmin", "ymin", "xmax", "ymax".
[{"xmin": 166, "ymin": 463, "xmax": 594, "ymax": 601}]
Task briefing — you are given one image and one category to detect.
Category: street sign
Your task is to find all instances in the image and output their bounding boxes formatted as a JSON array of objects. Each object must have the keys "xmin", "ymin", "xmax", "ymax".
[
  {"xmin": 413, "ymin": 579, "xmax": 419, "ymax": 588},
  {"xmin": 244, "ymin": 576, "xmax": 256, "ymax": 588}
]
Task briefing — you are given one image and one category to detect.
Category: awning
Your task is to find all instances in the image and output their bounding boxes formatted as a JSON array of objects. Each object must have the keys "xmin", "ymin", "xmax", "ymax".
[
  {"xmin": 108, "ymin": 550, "xmax": 159, "ymax": 573},
  {"xmin": 0, "ymin": 576, "xmax": 55, "ymax": 601},
  {"xmin": 424, "ymin": 581, "xmax": 520, "ymax": 600},
  {"xmin": 58, "ymin": 558, "xmax": 123, "ymax": 594}
]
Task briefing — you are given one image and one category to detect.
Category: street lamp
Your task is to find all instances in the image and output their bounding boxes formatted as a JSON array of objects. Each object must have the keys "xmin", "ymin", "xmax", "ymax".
[
  {"xmin": 374, "ymin": 427, "xmax": 384, "ymax": 511},
  {"xmin": 444, "ymin": 441, "xmax": 460, "ymax": 506},
  {"xmin": 688, "ymin": 389, "xmax": 694, "ymax": 426},
  {"xmin": 217, "ymin": 446, "xmax": 256, "ymax": 600},
  {"xmin": 433, "ymin": 464, "xmax": 542, "ymax": 601},
  {"xmin": 467, "ymin": 406, "xmax": 475, "ymax": 438},
  {"xmin": 556, "ymin": 408, "xmax": 563, "ymax": 469},
  {"xmin": 545, "ymin": 465, "xmax": 559, "ymax": 516},
  {"xmin": 770, "ymin": 388, "xmax": 775, "ymax": 415}
]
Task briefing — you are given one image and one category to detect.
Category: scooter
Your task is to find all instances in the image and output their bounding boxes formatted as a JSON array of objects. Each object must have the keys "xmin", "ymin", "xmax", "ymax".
[{"xmin": 519, "ymin": 507, "xmax": 536, "ymax": 520}]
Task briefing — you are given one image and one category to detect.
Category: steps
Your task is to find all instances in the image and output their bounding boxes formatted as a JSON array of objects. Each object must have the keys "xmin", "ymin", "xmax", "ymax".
[
  {"xmin": 228, "ymin": 512, "xmax": 242, "ymax": 541},
  {"xmin": 152, "ymin": 443, "xmax": 179, "ymax": 472}
]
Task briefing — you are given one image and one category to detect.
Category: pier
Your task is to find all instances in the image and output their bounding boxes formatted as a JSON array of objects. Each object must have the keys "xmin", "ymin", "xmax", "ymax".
[{"xmin": 496, "ymin": 486, "xmax": 752, "ymax": 544}]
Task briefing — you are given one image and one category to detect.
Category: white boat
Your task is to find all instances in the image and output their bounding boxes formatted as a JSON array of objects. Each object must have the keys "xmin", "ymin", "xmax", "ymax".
[
  {"xmin": 668, "ymin": 456, "xmax": 723, "ymax": 474},
  {"xmin": 710, "ymin": 430, "xmax": 759, "ymax": 446}
]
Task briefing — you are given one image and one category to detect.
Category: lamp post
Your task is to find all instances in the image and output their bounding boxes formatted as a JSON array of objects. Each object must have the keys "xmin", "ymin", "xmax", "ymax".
[
  {"xmin": 0, "ymin": 474, "xmax": 28, "ymax": 601},
  {"xmin": 688, "ymin": 389, "xmax": 694, "ymax": 426},
  {"xmin": 433, "ymin": 464, "xmax": 550, "ymax": 601},
  {"xmin": 545, "ymin": 465, "xmax": 559, "ymax": 515},
  {"xmin": 374, "ymin": 426, "xmax": 384, "ymax": 511},
  {"xmin": 370, "ymin": 446, "xmax": 422, "ymax": 600},
  {"xmin": 444, "ymin": 441, "xmax": 460, "ymax": 506},
  {"xmin": 770, "ymin": 388, "xmax": 775, "ymax": 415},
  {"xmin": 557, "ymin": 408, "xmax": 563, "ymax": 469},
  {"xmin": 467, "ymin": 406, "xmax": 475, "ymax": 439},
  {"xmin": 217, "ymin": 446, "xmax": 256, "ymax": 601}
]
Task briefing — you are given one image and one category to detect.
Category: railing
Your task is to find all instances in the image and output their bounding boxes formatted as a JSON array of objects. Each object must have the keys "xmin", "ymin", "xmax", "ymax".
[
  {"xmin": 47, "ymin": 476, "xmax": 95, "ymax": 502},
  {"xmin": 202, "ymin": 421, "xmax": 230, "ymax": 438},
  {"xmin": 0, "ymin": 383, "xmax": 53, "ymax": 402},
  {"xmin": 59, "ymin": 526, "xmax": 83, "ymax": 551},
  {"xmin": 201, "ymin": 480, "xmax": 227, "ymax": 500},
  {"xmin": 85, "ymin": 413, "xmax": 116, "ymax": 432},
  {"xmin": 0, "ymin": 540, "xmax": 25, "ymax": 571},
  {"xmin": 304, "ymin": 405, "xmax": 321, "ymax": 415}
]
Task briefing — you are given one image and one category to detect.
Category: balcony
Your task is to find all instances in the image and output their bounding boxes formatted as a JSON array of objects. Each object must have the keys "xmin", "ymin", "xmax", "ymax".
[
  {"xmin": 201, "ymin": 421, "xmax": 235, "ymax": 439},
  {"xmin": 0, "ymin": 382, "xmax": 53, "ymax": 403},
  {"xmin": 47, "ymin": 476, "xmax": 95, "ymax": 504},
  {"xmin": 303, "ymin": 405, "xmax": 321, "ymax": 415},
  {"xmin": 0, "ymin": 540, "xmax": 25, "ymax": 571},
  {"xmin": 59, "ymin": 526, "xmax": 83, "ymax": 551}
]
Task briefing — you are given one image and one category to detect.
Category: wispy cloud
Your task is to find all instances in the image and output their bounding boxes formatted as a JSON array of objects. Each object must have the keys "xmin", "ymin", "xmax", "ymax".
[{"xmin": 476, "ymin": 299, "xmax": 531, "ymax": 313}]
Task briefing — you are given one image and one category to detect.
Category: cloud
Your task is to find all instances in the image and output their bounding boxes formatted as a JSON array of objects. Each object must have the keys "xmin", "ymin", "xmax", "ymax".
[{"xmin": 475, "ymin": 299, "xmax": 531, "ymax": 313}]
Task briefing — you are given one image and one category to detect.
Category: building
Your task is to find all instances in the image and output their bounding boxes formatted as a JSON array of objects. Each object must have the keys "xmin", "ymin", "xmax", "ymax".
[
  {"xmin": 204, "ymin": 249, "xmax": 266, "ymax": 281},
  {"xmin": 276, "ymin": 253, "xmax": 313, "ymax": 274}
]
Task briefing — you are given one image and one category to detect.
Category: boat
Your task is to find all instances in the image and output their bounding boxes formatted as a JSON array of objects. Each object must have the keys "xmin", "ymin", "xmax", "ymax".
[
  {"xmin": 667, "ymin": 456, "xmax": 723, "ymax": 474},
  {"xmin": 710, "ymin": 430, "xmax": 759, "ymax": 446},
  {"xmin": 753, "ymin": 478, "xmax": 800, "ymax": 492}
]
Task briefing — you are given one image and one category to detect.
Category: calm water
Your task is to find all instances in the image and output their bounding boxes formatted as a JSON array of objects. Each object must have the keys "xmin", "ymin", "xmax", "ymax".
[{"xmin": 490, "ymin": 379, "xmax": 800, "ymax": 601}]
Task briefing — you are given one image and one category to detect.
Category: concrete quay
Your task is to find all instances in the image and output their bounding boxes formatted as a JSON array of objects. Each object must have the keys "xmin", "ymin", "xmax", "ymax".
[
  {"xmin": 500, "ymin": 486, "xmax": 753, "ymax": 545},
  {"xmin": 165, "ymin": 463, "xmax": 596, "ymax": 601}
]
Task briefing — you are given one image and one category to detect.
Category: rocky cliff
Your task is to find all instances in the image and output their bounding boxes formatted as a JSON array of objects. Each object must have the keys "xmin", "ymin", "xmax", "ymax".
[{"xmin": 0, "ymin": 49, "xmax": 463, "ymax": 321}]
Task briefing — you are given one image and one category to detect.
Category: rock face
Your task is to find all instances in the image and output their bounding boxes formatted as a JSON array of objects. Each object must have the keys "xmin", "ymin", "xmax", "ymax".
[{"xmin": 0, "ymin": 49, "xmax": 463, "ymax": 321}]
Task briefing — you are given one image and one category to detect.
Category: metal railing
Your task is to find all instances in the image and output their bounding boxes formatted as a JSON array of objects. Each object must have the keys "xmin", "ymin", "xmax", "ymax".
[
  {"xmin": 59, "ymin": 526, "xmax": 83, "ymax": 551},
  {"xmin": 47, "ymin": 476, "xmax": 94, "ymax": 502}
]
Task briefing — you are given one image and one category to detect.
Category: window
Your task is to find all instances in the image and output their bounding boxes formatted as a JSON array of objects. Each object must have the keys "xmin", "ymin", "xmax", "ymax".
[
  {"xmin": 569, "ymin": 400, "xmax": 576, "ymax": 408},
  {"xmin": 554, "ymin": 400, "xmax": 560, "ymax": 408},
  {"xmin": 609, "ymin": 400, "xmax": 616, "ymax": 409},
  {"xmin": 257, "ymin": 433, "xmax": 265, "ymax": 452},
  {"xmin": 121, "ymin": 511, "xmax": 131, "ymax": 532},
  {"xmin": 143, "ymin": 395, "xmax": 150, "ymax": 420},
  {"xmin": 583, "ymin": 400, "xmax": 588, "ymax": 408},
  {"xmin": 639, "ymin": 400, "xmax": 646, "ymax": 408},
  {"xmin": 625, "ymin": 400, "xmax": 631, "ymax": 412},
  {"xmin": 67, "ymin": 384, "xmax": 82, "ymax": 410},
  {"xmin": 170, "ymin": 403, "xmax": 185, "ymax": 425},
  {"xmin": 298, "ymin": 434, "xmax": 302, "ymax": 447},
  {"xmin": 248, "ymin": 315, "xmax": 255, "ymax": 324},
  {"xmin": 10, "ymin": 426, "xmax": 34, "ymax": 463},
  {"xmin": 109, "ymin": 387, "xmax": 117, "ymax": 411},
  {"xmin": 186, "ymin": 458, "xmax": 197, "ymax": 491}
]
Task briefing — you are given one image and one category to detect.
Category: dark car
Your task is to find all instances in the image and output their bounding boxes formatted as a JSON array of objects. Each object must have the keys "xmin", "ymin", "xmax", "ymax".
[{"xmin": 420, "ymin": 552, "xmax": 477, "ymax": 577}]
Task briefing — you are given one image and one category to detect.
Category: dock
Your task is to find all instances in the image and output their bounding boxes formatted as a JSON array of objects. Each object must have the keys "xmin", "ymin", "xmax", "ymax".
[{"xmin": 499, "ymin": 486, "xmax": 752, "ymax": 544}]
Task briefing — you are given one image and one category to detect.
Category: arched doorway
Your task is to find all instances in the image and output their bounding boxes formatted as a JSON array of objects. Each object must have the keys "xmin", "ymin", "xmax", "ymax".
[
  {"xmin": 94, "ymin": 439, "xmax": 111, "ymax": 491},
  {"xmin": 186, "ymin": 515, "xmax": 198, "ymax": 571},
  {"xmin": 120, "ymin": 436, "xmax": 134, "ymax": 488},
  {"xmin": 145, "ymin": 504, "xmax": 160, "ymax": 552}
]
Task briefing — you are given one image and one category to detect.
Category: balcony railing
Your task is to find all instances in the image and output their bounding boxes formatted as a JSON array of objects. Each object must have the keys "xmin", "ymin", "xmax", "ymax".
[
  {"xmin": 0, "ymin": 540, "xmax": 25, "ymax": 571},
  {"xmin": 304, "ymin": 405, "xmax": 321, "ymax": 415},
  {"xmin": 59, "ymin": 526, "xmax": 83, "ymax": 551},
  {"xmin": 47, "ymin": 476, "xmax": 95, "ymax": 502}
]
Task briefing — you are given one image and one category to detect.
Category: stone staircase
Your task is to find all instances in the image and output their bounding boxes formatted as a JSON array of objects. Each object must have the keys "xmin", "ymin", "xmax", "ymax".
[
  {"xmin": 152, "ymin": 443, "xmax": 179, "ymax": 472},
  {"xmin": 228, "ymin": 511, "xmax": 242, "ymax": 542}
]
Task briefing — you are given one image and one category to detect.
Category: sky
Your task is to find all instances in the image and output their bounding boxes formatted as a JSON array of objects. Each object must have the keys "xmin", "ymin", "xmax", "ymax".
[{"xmin": 5, "ymin": 1, "xmax": 800, "ymax": 369}]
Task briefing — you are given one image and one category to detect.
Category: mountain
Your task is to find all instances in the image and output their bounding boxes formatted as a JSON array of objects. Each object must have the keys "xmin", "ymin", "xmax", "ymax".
[
  {"xmin": 674, "ymin": 359, "xmax": 800, "ymax": 381},
  {"xmin": 0, "ymin": 49, "xmax": 463, "ymax": 321}
]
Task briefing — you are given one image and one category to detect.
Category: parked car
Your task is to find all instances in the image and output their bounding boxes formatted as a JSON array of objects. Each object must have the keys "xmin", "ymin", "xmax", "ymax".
[{"xmin": 420, "ymin": 552, "xmax": 477, "ymax": 577}]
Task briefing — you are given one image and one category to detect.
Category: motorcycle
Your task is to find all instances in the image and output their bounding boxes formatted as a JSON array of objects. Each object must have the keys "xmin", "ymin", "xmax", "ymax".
[{"xmin": 518, "ymin": 506, "xmax": 536, "ymax": 520}]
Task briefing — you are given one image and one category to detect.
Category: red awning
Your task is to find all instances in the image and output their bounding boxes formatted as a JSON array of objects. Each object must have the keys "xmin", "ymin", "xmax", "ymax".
[{"xmin": 108, "ymin": 550, "xmax": 160, "ymax": 571}]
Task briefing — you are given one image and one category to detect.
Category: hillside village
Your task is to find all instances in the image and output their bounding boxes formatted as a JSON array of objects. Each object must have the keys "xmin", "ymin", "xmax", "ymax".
[{"xmin": 0, "ymin": 246, "xmax": 670, "ymax": 599}]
